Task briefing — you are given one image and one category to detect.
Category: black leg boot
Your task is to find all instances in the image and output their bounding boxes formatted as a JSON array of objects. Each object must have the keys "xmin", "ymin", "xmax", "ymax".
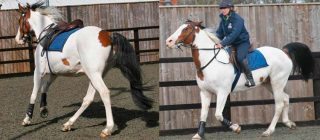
[
  {"xmin": 197, "ymin": 121, "xmax": 206, "ymax": 139},
  {"xmin": 240, "ymin": 59, "xmax": 255, "ymax": 87}
]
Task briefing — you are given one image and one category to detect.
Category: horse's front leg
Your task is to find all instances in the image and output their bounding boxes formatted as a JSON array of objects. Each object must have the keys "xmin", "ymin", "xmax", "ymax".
[
  {"xmin": 22, "ymin": 70, "xmax": 43, "ymax": 126},
  {"xmin": 39, "ymin": 75, "xmax": 57, "ymax": 118},
  {"xmin": 215, "ymin": 91, "xmax": 241, "ymax": 134},
  {"xmin": 192, "ymin": 91, "xmax": 212, "ymax": 140}
]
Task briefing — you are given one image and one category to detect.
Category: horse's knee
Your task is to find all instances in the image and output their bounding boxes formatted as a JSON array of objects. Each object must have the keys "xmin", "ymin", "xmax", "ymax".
[
  {"xmin": 82, "ymin": 99, "xmax": 93, "ymax": 107},
  {"xmin": 215, "ymin": 114, "xmax": 223, "ymax": 121},
  {"xmin": 99, "ymin": 88, "xmax": 110, "ymax": 98},
  {"xmin": 201, "ymin": 102, "xmax": 210, "ymax": 109}
]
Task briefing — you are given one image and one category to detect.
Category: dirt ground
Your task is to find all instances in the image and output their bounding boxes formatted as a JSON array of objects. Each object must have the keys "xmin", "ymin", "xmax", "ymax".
[{"xmin": 0, "ymin": 64, "xmax": 159, "ymax": 140}]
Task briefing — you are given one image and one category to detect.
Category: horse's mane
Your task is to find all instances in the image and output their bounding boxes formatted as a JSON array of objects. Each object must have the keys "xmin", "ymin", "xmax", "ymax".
[
  {"xmin": 30, "ymin": 1, "xmax": 63, "ymax": 22},
  {"xmin": 185, "ymin": 19, "xmax": 221, "ymax": 43}
]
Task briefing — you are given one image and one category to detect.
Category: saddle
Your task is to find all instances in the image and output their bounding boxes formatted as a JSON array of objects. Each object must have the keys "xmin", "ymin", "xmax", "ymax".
[
  {"xmin": 229, "ymin": 44, "xmax": 255, "ymax": 70},
  {"xmin": 40, "ymin": 19, "xmax": 84, "ymax": 50}
]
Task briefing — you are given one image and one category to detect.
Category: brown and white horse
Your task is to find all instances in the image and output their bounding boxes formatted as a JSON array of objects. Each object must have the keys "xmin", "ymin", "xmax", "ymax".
[
  {"xmin": 166, "ymin": 20, "xmax": 314, "ymax": 139},
  {"xmin": 15, "ymin": 2, "xmax": 152, "ymax": 138}
]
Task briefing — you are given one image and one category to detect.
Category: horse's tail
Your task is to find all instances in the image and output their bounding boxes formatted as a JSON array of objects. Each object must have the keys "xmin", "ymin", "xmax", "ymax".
[
  {"xmin": 282, "ymin": 42, "xmax": 314, "ymax": 81},
  {"xmin": 110, "ymin": 32, "xmax": 153, "ymax": 110}
]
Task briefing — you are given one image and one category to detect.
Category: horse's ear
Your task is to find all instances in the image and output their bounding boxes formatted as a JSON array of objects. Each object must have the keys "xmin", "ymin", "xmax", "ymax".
[
  {"xmin": 18, "ymin": 3, "xmax": 25, "ymax": 13},
  {"xmin": 186, "ymin": 19, "xmax": 193, "ymax": 23},
  {"xmin": 195, "ymin": 21, "xmax": 205, "ymax": 29},
  {"xmin": 18, "ymin": 3, "xmax": 23, "ymax": 11},
  {"xmin": 26, "ymin": 3, "xmax": 30, "ymax": 9},
  {"xmin": 195, "ymin": 21, "xmax": 202, "ymax": 26}
]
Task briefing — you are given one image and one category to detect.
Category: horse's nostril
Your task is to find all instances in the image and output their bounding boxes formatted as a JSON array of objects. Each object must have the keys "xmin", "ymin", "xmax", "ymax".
[{"xmin": 169, "ymin": 40, "xmax": 172, "ymax": 43}]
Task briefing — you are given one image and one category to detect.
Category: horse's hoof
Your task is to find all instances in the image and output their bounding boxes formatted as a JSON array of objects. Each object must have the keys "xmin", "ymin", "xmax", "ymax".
[
  {"xmin": 261, "ymin": 129, "xmax": 274, "ymax": 137},
  {"xmin": 235, "ymin": 126, "xmax": 241, "ymax": 134},
  {"xmin": 100, "ymin": 131, "xmax": 111, "ymax": 138},
  {"xmin": 192, "ymin": 133, "xmax": 202, "ymax": 140},
  {"xmin": 21, "ymin": 120, "xmax": 31, "ymax": 126},
  {"xmin": 230, "ymin": 124, "xmax": 241, "ymax": 134},
  {"xmin": 40, "ymin": 107, "xmax": 49, "ymax": 118},
  {"xmin": 290, "ymin": 122, "xmax": 297, "ymax": 129},
  {"xmin": 61, "ymin": 125, "xmax": 72, "ymax": 132},
  {"xmin": 284, "ymin": 121, "xmax": 296, "ymax": 129}
]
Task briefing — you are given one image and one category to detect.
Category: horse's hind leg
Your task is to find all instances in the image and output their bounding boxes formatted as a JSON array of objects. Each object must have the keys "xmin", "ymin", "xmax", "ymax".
[
  {"xmin": 38, "ymin": 75, "xmax": 57, "ymax": 118},
  {"xmin": 282, "ymin": 92, "xmax": 296, "ymax": 129},
  {"xmin": 192, "ymin": 91, "xmax": 212, "ymax": 139},
  {"xmin": 22, "ymin": 70, "xmax": 43, "ymax": 126},
  {"xmin": 62, "ymin": 82, "xmax": 96, "ymax": 132},
  {"xmin": 263, "ymin": 82, "xmax": 295, "ymax": 129},
  {"xmin": 262, "ymin": 79, "xmax": 287, "ymax": 136},
  {"xmin": 86, "ymin": 73, "xmax": 114, "ymax": 138}
]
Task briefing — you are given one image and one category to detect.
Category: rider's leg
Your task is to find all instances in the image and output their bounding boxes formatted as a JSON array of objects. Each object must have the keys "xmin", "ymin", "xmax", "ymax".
[{"xmin": 236, "ymin": 42, "xmax": 255, "ymax": 87}]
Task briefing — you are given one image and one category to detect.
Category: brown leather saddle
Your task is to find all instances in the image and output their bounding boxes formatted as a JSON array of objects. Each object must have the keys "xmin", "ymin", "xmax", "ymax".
[
  {"xmin": 229, "ymin": 43, "xmax": 255, "ymax": 70},
  {"xmin": 56, "ymin": 19, "xmax": 84, "ymax": 32},
  {"xmin": 40, "ymin": 19, "xmax": 84, "ymax": 51}
]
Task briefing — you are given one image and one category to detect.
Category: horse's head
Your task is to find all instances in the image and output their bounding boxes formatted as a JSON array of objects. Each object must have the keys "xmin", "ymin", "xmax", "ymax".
[
  {"xmin": 166, "ymin": 20, "xmax": 204, "ymax": 49},
  {"xmin": 15, "ymin": 1, "xmax": 61, "ymax": 45},
  {"xmin": 15, "ymin": 3, "xmax": 33, "ymax": 45}
]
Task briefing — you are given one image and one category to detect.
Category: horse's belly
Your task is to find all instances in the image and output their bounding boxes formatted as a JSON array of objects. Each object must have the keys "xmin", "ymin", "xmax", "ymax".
[
  {"xmin": 42, "ymin": 54, "xmax": 84, "ymax": 76},
  {"xmin": 54, "ymin": 62, "xmax": 85, "ymax": 76}
]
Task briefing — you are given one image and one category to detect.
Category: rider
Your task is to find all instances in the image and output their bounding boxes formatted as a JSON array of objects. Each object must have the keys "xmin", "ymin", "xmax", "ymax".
[{"xmin": 215, "ymin": 0, "xmax": 255, "ymax": 87}]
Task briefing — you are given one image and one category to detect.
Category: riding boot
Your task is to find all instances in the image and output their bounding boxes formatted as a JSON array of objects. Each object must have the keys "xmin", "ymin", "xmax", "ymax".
[{"xmin": 240, "ymin": 59, "xmax": 255, "ymax": 87}]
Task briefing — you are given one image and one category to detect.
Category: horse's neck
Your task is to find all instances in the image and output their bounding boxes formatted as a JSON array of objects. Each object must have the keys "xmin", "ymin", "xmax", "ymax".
[
  {"xmin": 193, "ymin": 31, "xmax": 229, "ymax": 62},
  {"xmin": 29, "ymin": 11, "xmax": 56, "ymax": 38}
]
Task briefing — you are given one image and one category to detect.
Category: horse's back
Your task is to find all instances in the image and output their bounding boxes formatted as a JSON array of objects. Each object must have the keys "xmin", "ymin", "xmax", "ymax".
[{"xmin": 257, "ymin": 46, "xmax": 292, "ymax": 78}]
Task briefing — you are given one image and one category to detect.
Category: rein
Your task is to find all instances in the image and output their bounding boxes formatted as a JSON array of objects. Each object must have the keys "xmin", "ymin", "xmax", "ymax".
[
  {"xmin": 198, "ymin": 47, "xmax": 221, "ymax": 71},
  {"xmin": 175, "ymin": 22, "xmax": 231, "ymax": 72},
  {"xmin": 38, "ymin": 23, "xmax": 55, "ymax": 44}
]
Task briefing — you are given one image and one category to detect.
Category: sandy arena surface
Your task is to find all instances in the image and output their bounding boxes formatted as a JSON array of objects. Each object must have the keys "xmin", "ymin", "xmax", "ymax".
[{"xmin": 0, "ymin": 64, "xmax": 159, "ymax": 140}]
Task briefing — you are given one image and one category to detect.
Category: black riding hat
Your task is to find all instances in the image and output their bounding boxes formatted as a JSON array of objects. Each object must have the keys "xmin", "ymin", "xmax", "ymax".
[{"xmin": 219, "ymin": 0, "xmax": 234, "ymax": 8}]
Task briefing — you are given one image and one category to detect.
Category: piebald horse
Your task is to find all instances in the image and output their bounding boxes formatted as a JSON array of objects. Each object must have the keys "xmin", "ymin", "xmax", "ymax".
[
  {"xmin": 15, "ymin": 2, "xmax": 152, "ymax": 138},
  {"xmin": 165, "ymin": 20, "xmax": 314, "ymax": 139}
]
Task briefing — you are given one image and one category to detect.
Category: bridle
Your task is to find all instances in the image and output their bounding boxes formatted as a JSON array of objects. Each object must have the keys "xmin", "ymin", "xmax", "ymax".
[
  {"xmin": 175, "ymin": 23, "xmax": 197, "ymax": 49},
  {"xmin": 174, "ymin": 22, "xmax": 229, "ymax": 71},
  {"xmin": 18, "ymin": 7, "xmax": 33, "ymax": 43}
]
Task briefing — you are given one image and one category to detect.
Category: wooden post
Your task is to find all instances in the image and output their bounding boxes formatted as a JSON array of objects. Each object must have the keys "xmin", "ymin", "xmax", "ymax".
[
  {"xmin": 133, "ymin": 29, "xmax": 140, "ymax": 63},
  {"xmin": 313, "ymin": 57, "xmax": 320, "ymax": 119},
  {"xmin": 66, "ymin": 6, "xmax": 72, "ymax": 23}
]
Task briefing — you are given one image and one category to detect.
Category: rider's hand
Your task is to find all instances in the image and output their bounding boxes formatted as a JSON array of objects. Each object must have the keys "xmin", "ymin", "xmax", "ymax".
[{"xmin": 216, "ymin": 43, "xmax": 223, "ymax": 48}]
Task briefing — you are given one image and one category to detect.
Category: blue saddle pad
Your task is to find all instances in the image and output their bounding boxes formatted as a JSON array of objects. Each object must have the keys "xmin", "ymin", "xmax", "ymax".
[
  {"xmin": 247, "ymin": 50, "xmax": 268, "ymax": 71},
  {"xmin": 231, "ymin": 49, "xmax": 268, "ymax": 91},
  {"xmin": 48, "ymin": 28, "xmax": 80, "ymax": 52}
]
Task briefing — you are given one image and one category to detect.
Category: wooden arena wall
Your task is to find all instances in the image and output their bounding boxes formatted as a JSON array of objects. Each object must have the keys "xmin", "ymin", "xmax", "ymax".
[{"xmin": 0, "ymin": 1, "xmax": 159, "ymax": 76}]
